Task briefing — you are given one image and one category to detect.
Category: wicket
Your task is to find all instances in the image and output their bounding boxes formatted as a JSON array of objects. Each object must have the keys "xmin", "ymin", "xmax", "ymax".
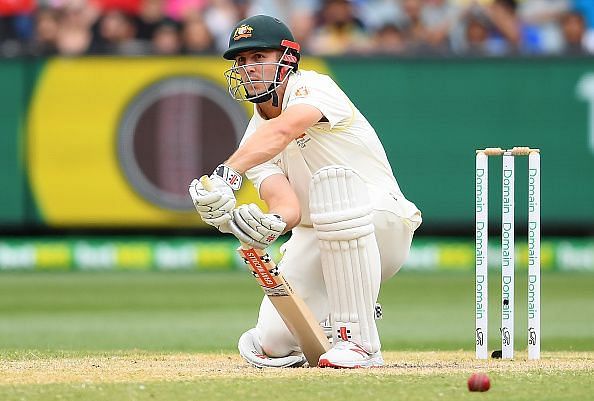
[{"xmin": 475, "ymin": 147, "xmax": 541, "ymax": 360}]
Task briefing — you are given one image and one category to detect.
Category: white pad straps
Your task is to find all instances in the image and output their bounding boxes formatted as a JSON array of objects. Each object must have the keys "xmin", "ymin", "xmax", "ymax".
[{"xmin": 310, "ymin": 166, "xmax": 381, "ymax": 353}]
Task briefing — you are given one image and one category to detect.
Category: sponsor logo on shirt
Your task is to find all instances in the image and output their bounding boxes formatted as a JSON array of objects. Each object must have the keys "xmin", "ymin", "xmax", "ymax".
[{"xmin": 295, "ymin": 133, "xmax": 311, "ymax": 148}]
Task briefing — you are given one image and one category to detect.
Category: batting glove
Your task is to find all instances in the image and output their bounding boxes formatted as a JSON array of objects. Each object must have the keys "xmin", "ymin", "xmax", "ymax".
[
  {"xmin": 189, "ymin": 175, "xmax": 236, "ymax": 233},
  {"xmin": 229, "ymin": 204, "xmax": 286, "ymax": 249}
]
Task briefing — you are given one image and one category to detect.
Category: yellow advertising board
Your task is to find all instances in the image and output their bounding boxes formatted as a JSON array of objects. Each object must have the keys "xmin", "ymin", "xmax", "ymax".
[{"xmin": 27, "ymin": 57, "xmax": 329, "ymax": 227}]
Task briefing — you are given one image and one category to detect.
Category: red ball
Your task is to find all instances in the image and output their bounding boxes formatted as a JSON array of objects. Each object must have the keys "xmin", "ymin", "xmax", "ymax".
[{"xmin": 467, "ymin": 373, "xmax": 491, "ymax": 392}]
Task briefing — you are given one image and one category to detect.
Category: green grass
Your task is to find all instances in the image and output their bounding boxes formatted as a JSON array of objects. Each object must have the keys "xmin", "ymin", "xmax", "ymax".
[
  {"xmin": 0, "ymin": 272, "xmax": 258, "ymax": 351},
  {"xmin": 0, "ymin": 271, "xmax": 592, "ymax": 352},
  {"xmin": 0, "ymin": 271, "xmax": 592, "ymax": 400},
  {"xmin": 3, "ymin": 372, "xmax": 593, "ymax": 401}
]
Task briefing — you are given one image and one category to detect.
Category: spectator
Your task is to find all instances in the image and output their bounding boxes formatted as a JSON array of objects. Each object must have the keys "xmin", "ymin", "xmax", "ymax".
[
  {"xmin": 246, "ymin": 0, "xmax": 318, "ymax": 46},
  {"xmin": 573, "ymin": 0, "xmax": 594, "ymax": 52},
  {"xmin": 397, "ymin": 0, "xmax": 453, "ymax": 54},
  {"xmin": 397, "ymin": 0, "xmax": 458, "ymax": 54},
  {"xmin": 233, "ymin": 0, "xmax": 250, "ymax": 20},
  {"xmin": 56, "ymin": 19, "xmax": 92, "ymax": 55},
  {"xmin": 560, "ymin": 10, "xmax": 589, "ymax": 54},
  {"xmin": 482, "ymin": 0, "xmax": 521, "ymax": 53},
  {"xmin": 357, "ymin": 0, "xmax": 401, "ymax": 32},
  {"xmin": 457, "ymin": 0, "xmax": 540, "ymax": 55},
  {"xmin": 422, "ymin": 0, "xmax": 461, "ymax": 53},
  {"xmin": 308, "ymin": 0, "xmax": 371, "ymax": 55},
  {"xmin": 62, "ymin": 0, "xmax": 102, "ymax": 29},
  {"xmin": 2, "ymin": 0, "xmax": 594, "ymax": 57},
  {"xmin": 55, "ymin": 4, "xmax": 94, "ymax": 55},
  {"xmin": 136, "ymin": 0, "xmax": 167, "ymax": 40},
  {"xmin": 288, "ymin": 9, "xmax": 317, "ymax": 49},
  {"xmin": 92, "ymin": 9, "xmax": 147, "ymax": 53},
  {"xmin": 372, "ymin": 22, "xmax": 407, "ymax": 54},
  {"xmin": 519, "ymin": 0, "xmax": 569, "ymax": 54},
  {"xmin": 462, "ymin": 14, "xmax": 491, "ymax": 55},
  {"xmin": 202, "ymin": 0, "xmax": 239, "ymax": 52},
  {"xmin": 181, "ymin": 13, "xmax": 215, "ymax": 53},
  {"xmin": 30, "ymin": 7, "xmax": 60, "ymax": 55},
  {"xmin": 151, "ymin": 18, "xmax": 181, "ymax": 53},
  {"xmin": 398, "ymin": 0, "xmax": 427, "ymax": 51}
]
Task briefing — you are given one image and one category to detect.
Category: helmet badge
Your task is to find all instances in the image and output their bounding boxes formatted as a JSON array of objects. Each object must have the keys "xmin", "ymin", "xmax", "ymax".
[{"xmin": 233, "ymin": 24, "xmax": 253, "ymax": 41}]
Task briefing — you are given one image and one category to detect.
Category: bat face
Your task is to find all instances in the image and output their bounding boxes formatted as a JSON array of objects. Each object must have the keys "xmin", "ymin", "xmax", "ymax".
[
  {"xmin": 238, "ymin": 245, "xmax": 331, "ymax": 366},
  {"xmin": 240, "ymin": 248, "xmax": 287, "ymax": 295}
]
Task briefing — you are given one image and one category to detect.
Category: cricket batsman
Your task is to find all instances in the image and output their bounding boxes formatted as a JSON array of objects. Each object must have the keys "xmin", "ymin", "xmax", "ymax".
[{"xmin": 189, "ymin": 15, "xmax": 422, "ymax": 368}]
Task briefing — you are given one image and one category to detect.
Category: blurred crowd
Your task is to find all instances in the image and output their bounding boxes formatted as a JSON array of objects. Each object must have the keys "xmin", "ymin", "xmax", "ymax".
[{"xmin": 0, "ymin": 0, "xmax": 592, "ymax": 57}]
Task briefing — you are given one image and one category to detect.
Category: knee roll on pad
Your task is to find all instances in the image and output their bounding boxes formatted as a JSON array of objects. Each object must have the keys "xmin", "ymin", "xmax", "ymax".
[
  {"xmin": 309, "ymin": 166, "xmax": 381, "ymax": 353},
  {"xmin": 310, "ymin": 166, "xmax": 374, "ymax": 240}
]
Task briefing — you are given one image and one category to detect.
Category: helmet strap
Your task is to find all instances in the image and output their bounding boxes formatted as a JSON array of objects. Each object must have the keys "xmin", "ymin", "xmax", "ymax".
[
  {"xmin": 271, "ymin": 90, "xmax": 279, "ymax": 107},
  {"xmin": 248, "ymin": 91, "xmax": 272, "ymax": 104},
  {"xmin": 246, "ymin": 82, "xmax": 277, "ymax": 105}
]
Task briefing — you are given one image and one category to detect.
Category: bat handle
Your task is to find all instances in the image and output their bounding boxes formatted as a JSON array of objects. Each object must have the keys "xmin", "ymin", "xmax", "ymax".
[{"xmin": 199, "ymin": 175, "xmax": 213, "ymax": 191}]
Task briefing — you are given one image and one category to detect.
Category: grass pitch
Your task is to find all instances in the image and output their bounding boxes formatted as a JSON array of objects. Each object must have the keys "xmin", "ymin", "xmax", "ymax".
[
  {"xmin": 0, "ymin": 271, "xmax": 593, "ymax": 400},
  {"xmin": 1, "ymin": 351, "xmax": 592, "ymax": 401}
]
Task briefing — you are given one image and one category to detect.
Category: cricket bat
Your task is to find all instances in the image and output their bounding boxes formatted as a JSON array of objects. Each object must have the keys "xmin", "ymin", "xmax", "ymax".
[{"xmin": 199, "ymin": 176, "xmax": 331, "ymax": 366}]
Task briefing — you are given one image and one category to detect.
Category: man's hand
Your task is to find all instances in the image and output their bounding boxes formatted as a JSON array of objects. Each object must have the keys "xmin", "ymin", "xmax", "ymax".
[
  {"xmin": 229, "ymin": 204, "xmax": 286, "ymax": 249},
  {"xmin": 189, "ymin": 175, "xmax": 236, "ymax": 232}
]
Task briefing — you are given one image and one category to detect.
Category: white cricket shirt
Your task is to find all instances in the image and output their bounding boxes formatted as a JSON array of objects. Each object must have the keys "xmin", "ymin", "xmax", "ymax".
[{"xmin": 242, "ymin": 69, "xmax": 404, "ymax": 226}]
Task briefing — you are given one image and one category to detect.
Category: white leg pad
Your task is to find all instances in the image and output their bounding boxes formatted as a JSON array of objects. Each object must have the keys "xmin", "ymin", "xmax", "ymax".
[{"xmin": 310, "ymin": 166, "xmax": 381, "ymax": 353}]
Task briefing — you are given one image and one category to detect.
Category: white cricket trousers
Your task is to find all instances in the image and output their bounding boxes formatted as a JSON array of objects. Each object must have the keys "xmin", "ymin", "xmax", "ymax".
[{"xmin": 255, "ymin": 194, "xmax": 421, "ymax": 357}]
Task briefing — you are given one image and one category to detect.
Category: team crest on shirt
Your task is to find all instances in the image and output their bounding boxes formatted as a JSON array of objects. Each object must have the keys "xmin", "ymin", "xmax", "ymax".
[
  {"xmin": 294, "ymin": 86, "xmax": 309, "ymax": 97},
  {"xmin": 295, "ymin": 133, "xmax": 311, "ymax": 148},
  {"xmin": 233, "ymin": 24, "xmax": 253, "ymax": 40}
]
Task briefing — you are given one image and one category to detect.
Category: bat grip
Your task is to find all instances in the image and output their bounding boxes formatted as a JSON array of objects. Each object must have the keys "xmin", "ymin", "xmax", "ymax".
[{"xmin": 199, "ymin": 175, "xmax": 213, "ymax": 191}]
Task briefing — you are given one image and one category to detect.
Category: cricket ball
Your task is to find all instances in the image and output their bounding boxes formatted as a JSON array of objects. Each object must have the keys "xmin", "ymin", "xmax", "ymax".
[{"xmin": 467, "ymin": 372, "xmax": 491, "ymax": 392}]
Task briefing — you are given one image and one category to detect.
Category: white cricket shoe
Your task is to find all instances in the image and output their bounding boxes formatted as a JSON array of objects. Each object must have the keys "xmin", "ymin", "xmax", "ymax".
[{"xmin": 318, "ymin": 340, "xmax": 384, "ymax": 368}]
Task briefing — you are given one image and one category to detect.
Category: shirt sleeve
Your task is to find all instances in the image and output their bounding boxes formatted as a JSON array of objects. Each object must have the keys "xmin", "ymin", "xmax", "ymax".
[
  {"xmin": 245, "ymin": 158, "xmax": 284, "ymax": 197},
  {"xmin": 284, "ymin": 74, "xmax": 353, "ymax": 129}
]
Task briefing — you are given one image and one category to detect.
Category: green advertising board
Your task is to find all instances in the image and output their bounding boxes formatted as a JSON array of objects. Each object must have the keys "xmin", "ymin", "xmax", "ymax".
[
  {"xmin": 0, "ymin": 57, "xmax": 593, "ymax": 230},
  {"xmin": 327, "ymin": 58, "xmax": 594, "ymax": 231},
  {"xmin": 0, "ymin": 60, "xmax": 27, "ymax": 225}
]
